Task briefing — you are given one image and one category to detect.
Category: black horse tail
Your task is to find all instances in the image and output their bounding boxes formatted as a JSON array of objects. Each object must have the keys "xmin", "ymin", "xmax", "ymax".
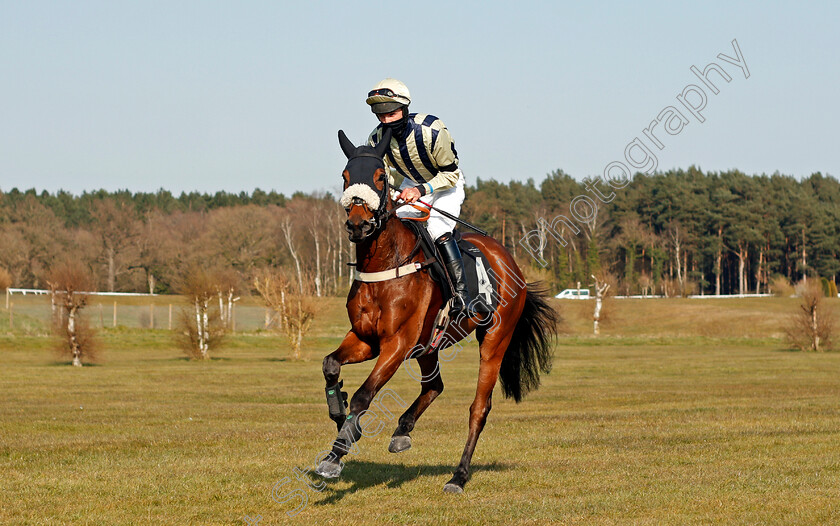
[{"xmin": 498, "ymin": 283, "xmax": 559, "ymax": 403}]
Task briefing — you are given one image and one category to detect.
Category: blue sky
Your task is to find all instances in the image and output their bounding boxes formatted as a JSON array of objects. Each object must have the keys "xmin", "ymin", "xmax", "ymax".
[{"xmin": 1, "ymin": 1, "xmax": 837, "ymax": 196}]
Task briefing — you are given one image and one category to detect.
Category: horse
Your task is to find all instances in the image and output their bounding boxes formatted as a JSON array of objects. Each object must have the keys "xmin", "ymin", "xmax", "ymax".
[{"xmin": 315, "ymin": 127, "xmax": 558, "ymax": 494}]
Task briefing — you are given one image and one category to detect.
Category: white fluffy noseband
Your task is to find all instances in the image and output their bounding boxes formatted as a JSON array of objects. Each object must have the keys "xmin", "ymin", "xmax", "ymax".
[{"xmin": 340, "ymin": 183, "xmax": 381, "ymax": 210}]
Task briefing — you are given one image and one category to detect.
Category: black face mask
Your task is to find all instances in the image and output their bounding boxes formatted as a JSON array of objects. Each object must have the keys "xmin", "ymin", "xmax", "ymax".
[{"xmin": 381, "ymin": 106, "xmax": 409, "ymax": 138}]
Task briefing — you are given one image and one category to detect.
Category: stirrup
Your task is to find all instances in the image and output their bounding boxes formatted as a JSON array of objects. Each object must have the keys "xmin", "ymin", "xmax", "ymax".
[
  {"xmin": 448, "ymin": 295, "xmax": 467, "ymax": 315},
  {"xmin": 468, "ymin": 298, "xmax": 493, "ymax": 315}
]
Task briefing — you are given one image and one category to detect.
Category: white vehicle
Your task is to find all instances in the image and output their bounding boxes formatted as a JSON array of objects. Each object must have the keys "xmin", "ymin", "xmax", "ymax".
[{"xmin": 554, "ymin": 288, "xmax": 591, "ymax": 299}]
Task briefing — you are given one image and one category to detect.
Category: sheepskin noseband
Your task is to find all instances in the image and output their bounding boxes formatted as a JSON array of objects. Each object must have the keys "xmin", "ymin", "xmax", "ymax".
[{"xmin": 340, "ymin": 183, "xmax": 381, "ymax": 210}]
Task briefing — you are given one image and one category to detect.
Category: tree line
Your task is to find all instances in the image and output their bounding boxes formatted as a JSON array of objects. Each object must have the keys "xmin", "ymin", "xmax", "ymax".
[
  {"xmin": 0, "ymin": 188, "xmax": 345, "ymax": 296},
  {"xmin": 1, "ymin": 167, "xmax": 838, "ymax": 296},
  {"xmin": 465, "ymin": 167, "xmax": 839, "ymax": 295}
]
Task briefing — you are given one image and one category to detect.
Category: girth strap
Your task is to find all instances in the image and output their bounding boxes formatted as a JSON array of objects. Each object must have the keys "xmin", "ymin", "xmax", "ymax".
[{"xmin": 353, "ymin": 258, "xmax": 436, "ymax": 283}]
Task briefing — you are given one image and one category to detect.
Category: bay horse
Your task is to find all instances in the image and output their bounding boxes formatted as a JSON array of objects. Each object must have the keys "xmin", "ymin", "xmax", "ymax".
[{"xmin": 315, "ymin": 128, "xmax": 557, "ymax": 494}]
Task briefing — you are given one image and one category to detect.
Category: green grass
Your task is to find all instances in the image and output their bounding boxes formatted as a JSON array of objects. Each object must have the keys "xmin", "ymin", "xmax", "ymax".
[{"xmin": 1, "ymin": 298, "xmax": 839, "ymax": 525}]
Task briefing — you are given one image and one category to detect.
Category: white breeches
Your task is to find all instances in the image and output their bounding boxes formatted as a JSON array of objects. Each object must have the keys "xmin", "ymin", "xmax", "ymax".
[{"xmin": 395, "ymin": 174, "xmax": 465, "ymax": 240}]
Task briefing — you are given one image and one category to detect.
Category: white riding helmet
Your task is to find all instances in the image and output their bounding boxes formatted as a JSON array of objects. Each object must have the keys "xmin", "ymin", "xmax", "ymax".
[{"xmin": 366, "ymin": 78, "xmax": 411, "ymax": 114}]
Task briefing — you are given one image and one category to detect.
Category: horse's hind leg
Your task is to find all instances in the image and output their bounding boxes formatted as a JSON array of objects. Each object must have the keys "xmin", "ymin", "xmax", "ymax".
[
  {"xmin": 389, "ymin": 351, "xmax": 443, "ymax": 453},
  {"xmin": 322, "ymin": 331, "xmax": 374, "ymax": 431},
  {"xmin": 443, "ymin": 332, "xmax": 513, "ymax": 494}
]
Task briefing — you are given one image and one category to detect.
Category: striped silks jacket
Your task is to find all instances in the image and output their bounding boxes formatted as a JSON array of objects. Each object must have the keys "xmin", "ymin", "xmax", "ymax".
[{"xmin": 368, "ymin": 113, "xmax": 462, "ymax": 195}]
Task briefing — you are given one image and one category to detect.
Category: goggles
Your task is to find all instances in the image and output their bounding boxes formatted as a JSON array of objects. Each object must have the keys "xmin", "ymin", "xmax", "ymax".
[{"xmin": 368, "ymin": 88, "xmax": 397, "ymax": 98}]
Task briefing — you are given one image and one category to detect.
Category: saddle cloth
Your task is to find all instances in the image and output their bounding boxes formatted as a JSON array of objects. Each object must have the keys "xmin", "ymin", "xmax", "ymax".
[{"xmin": 401, "ymin": 220, "xmax": 499, "ymax": 313}]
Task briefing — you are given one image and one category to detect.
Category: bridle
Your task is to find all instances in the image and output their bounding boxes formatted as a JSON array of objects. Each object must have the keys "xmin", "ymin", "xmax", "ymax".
[
  {"xmin": 344, "ymin": 151, "xmax": 392, "ymax": 232},
  {"xmin": 338, "ymin": 127, "xmax": 394, "ymax": 241}
]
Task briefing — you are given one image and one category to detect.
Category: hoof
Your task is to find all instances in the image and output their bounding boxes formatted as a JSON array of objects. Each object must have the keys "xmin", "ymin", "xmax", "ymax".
[
  {"xmin": 443, "ymin": 483, "xmax": 464, "ymax": 494},
  {"xmin": 315, "ymin": 460, "xmax": 343, "ymax": 479},
  {"xmin": 388, "ymin": 435, "xmax": 412, "ymax": 453}
]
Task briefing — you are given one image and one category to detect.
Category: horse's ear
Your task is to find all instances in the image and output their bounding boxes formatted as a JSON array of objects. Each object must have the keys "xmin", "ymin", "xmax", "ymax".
[
  {"xmin": 338, "ymin": 130, "xmax": 356, "ymax": 159},
  {"xmin": 374, "ymin": 128, "xmax": 392, "ymax": 159}
]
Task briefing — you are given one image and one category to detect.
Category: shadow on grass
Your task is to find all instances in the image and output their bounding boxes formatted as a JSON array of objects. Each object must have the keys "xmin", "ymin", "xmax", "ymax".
[
  {"xmin": 48, "ymin": 361, "xmax": 103, "ymax": 367},
  {"xmin": 165, "ymin": 356, "xmax": 234, "ymax": 362},
  {"xmin": 313, "ymin": 460, "xmax": 512, "ymax": 505}
]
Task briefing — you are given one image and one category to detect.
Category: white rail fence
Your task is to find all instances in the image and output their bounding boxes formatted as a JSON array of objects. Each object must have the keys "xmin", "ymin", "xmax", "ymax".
[
  {"xmin": 1, "ymin": 288, "xmax": 271, "ymax": 332},
  {"xmin": 7, "ymin": 288, "xmax": 156, "ymax": 297},
  {"xmin": 612, "ymin": 293, "xmax": 776, "ymax": 299}
]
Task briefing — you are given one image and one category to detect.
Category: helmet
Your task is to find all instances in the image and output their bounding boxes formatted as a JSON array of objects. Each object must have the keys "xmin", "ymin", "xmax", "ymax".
[{"xmin": 366, "ymin": 78, "xmax": 411, "ymax": 114}]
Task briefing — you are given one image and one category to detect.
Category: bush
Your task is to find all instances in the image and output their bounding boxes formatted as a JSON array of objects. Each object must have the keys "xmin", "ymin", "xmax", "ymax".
[
  {"xmin": 785, "ymin": 281, "xmax": 834, "ymax": 352},
  {"xmin": 680, "ymin": 279, "xmax": 699, "ymax": 297},
  {"xmin": 660, "ymin": 278, "xmax": 678, "ymax": 298},
  {"xmin": 254, "ymin": 269, "xmax": 315, "ymax": 360},
  {"xmin": 769, "ymin": 275, "xmax": 794, "ymax": 297},
  {"xmin": 0, "ymin": 267, "xmax": 12, "ymax": 291},
  {"xmin": 47, "ymin": 261, "xmax": 98, "ymax": 366},
  {"xmin": 637, "ymin": 274, "xmax": 653, "ymax": 297},
  {"xmin": 174, "ymin": 266, "xmax": 227, "ymax": 360}
]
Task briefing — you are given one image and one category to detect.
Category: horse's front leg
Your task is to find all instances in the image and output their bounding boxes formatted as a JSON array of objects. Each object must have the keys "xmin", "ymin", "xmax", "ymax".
[
  {"xmin": 323, "ymin": 331, "xmax": 375, "ymax": 431},
  {"xmin": 316, "ymin": 333, "xmax": 410, "ymax": 479}
]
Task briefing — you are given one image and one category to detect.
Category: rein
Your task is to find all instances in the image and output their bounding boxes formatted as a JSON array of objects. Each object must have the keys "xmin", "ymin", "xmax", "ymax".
[{"xmin": 342, "ymin": 128, "xmax": 436, "ymax": 283}]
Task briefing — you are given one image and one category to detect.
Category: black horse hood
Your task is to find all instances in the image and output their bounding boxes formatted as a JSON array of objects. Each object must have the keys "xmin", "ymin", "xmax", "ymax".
[{"xmin": 338, "ymin": 128, "xmax": 392, "ymax": 210}]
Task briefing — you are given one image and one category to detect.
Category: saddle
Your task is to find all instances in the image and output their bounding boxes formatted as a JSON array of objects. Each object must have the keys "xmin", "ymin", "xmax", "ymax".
[
  {"xmin": 397, "ymin": 220, "xmax": 499, "ymax": 354},
  {"xmin": 401, "ymin": 219, "xmax": 498, "ymax": 309}
]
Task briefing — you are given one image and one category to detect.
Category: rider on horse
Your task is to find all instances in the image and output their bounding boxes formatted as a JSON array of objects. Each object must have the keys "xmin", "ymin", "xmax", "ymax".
[
  {"xmin": 365, "ymin": 78, "xmax": 472, "ymax": 314},
  {"xmin": 319, "ymin": 103, "xmax": 558, "ymax": 493}
]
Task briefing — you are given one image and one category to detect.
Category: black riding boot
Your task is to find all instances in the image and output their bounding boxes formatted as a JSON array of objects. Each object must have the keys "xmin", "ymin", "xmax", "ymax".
[{"xmin": 436, "ymin": 232, "xmax": 469, "ymax": 314}]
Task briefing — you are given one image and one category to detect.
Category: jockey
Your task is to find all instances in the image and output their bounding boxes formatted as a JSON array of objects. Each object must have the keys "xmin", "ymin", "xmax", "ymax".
[{"xmin": 366, "ymin": 78, "xmax": 472, "ymax": 314}]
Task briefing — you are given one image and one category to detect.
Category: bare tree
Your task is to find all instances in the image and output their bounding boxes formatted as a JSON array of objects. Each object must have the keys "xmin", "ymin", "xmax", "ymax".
[
  {"xmin": 213, "ymin": 267, "xmax": 241, "ymax": 330},
  {"xmin": 638, "ymin": 273, "xmax": 652, "ymax": 297},
  {"xmin": 254, "ymin": 269, "xmax": 315, "ymax": 360},
  {"xmin": 591, "ymin": 273, "xmax": 614, "ymax": 336},
  {"xmin": 326, "ymin": 201, "xmax": 348, "ymax": 295},
  {"xmin": 661, "ymin": 278, "xmax": 678, "ymax": 298},
  {"xmin": 204, "ymin": 205, "xmax": 273, "ymax": 279},
  {"xmin": 531, "ymin": 208, "xmax": 551, "ymax": 266},
  {"xmin": 667, "ymin": 221, "xmax": 686, "ymax": 293},
  {"xmin": 1, "ymin": 266, "xmax": 12, "ymax": 310},
  {"xmin": 785, "ymin": 281, "xmax": 834, "ymax": 352},
  {"xmin": 47, "ymin": 261, "xmax": 97, "ymax": 367},
  {"xmin": 89, "ymin": 198, "xmax": 139, "ymax": 292},
  {"xmin": 0, "ymin": 266, "xmax": 11, "ymax": 291},
  {"xmin": 131, "ymin": 211, "xmax": 171, "ymax": 294},
  {"xmin": 156, "ymin": 210, "xmax": 209, "ymax": 286},
  {"xmin": 0, "ymin": 196, "xmax": 69, "ymax": 288},
  {"xmin": 278, "ymin": 214, "xmax": 305, "ymax": 294},
  {"xmin": 0, "ymin": 230, "xmax": 29, "ymax": 289},
  {"xmin": 308, "ymin": 220, "xmax": 323, "ymax": 298},
  {"xmin": 175, "ymin": 267, "xmax": 227, "ymax": 360}
]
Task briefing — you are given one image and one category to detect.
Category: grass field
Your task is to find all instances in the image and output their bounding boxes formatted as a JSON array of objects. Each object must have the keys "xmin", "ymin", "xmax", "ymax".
[{"xmin": 2, "ymin": 296, "xmax": 839, "ymax": 525}]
